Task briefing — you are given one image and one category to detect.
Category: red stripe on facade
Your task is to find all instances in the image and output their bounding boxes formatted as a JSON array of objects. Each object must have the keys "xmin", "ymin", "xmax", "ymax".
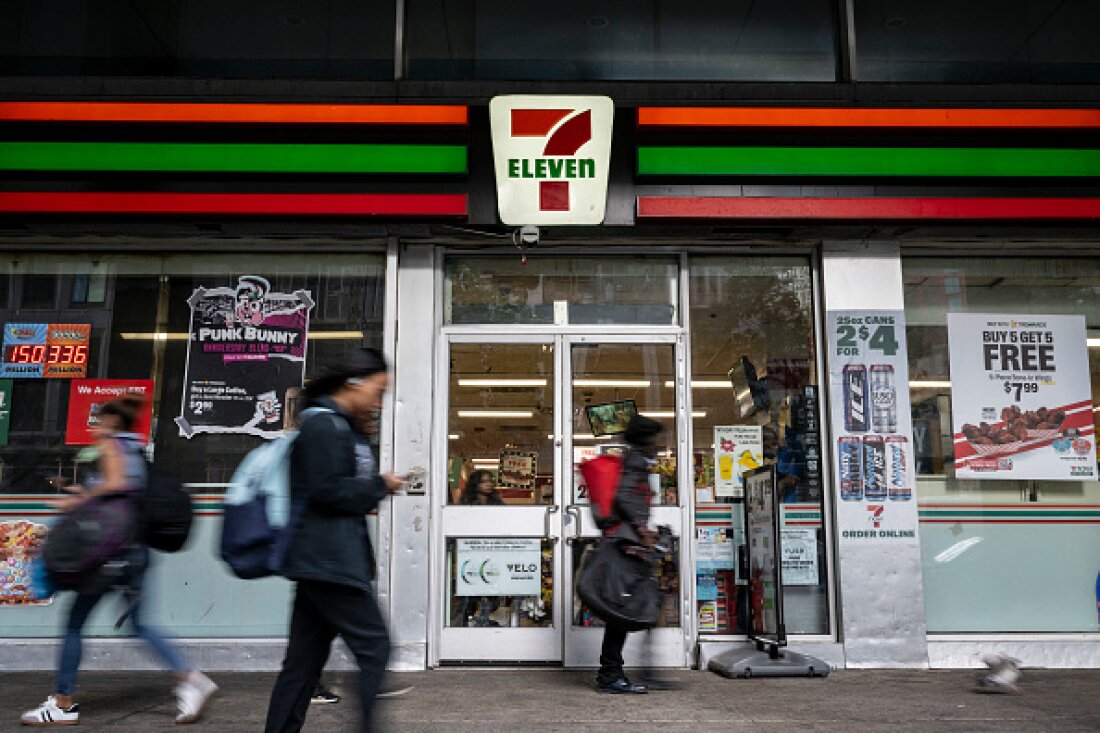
[
  {"xmin": 636, "ymin": 197, "xmax": 1100, "ymax": 220},
  {"xmin": 0, "ymin": 192, "xmax": 468, "ymax": 217},
  {"xmin": 920, "ymin": 519, "xmax": 1100, "ymax": 524},
  {"xmin": 511, "ymin": 109, "xmax": 573, "ymax": 137}
]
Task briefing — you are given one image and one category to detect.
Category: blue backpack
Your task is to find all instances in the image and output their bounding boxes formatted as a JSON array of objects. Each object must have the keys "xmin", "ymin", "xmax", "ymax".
[{"xmin": 220, "ymin": 407, "xmax": 341, "ymax": 579}]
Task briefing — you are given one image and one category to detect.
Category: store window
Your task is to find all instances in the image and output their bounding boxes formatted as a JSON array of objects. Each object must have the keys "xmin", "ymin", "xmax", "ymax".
[
  {"xmin": 0, "ymin": 253, "xmax": 385, "ymax": 493},
  {"xmin": 405, "ymin": 0, "xmax": 838, "ymax": 81},
  {"xmin": 687, "ymin": 257, "xmax": 827, "ymax": 636},
  {"xmin": 854, "ymin": 0, "xmax": 1100, "ymax": 84},
  {"xmin": 905, "ymin": 257, "xmax": 1100, "ymax": 633},
  {"xmin": 0, "ymin": 251, "xmax": 385, "ymax": 637},
  {"xmin": 0, "ymin": 0, "xmax": 395, "ymax": 78},
  {"xmin": 445, "ymin": 256, "xmax": 678, "ymax": 326}
]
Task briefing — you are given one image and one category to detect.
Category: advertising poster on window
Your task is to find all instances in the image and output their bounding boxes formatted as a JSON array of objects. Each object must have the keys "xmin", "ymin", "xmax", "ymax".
[
  {"xmin": 695, "ymin": 525, "xmax": 736, "ymax": 571},
  {"xmin": 498, "ymin": 450, "xmax": 537, "ymax": 490},
  {"xmin": 827, "ymin": 310, "xmax": 920, "ymax": 543},
  {"xmin": 713, "ymin": 425, "xmax": 763, "ymax": 498},
  {"xmin": 176, "ymin": 276, "xmax": 313, "ymax": 439},
  {"xmin": 0, "ymin": 379, "xmax": 11, "ymax": 446},
  {"xmin": 65, "ymin": 379, "xmax": 154, "ymax": 445},
  {"xmin": 0, "ymin": 323, "xmax": 90, "ymax": 379},
  {"xmin": 780, "ymin": 528, "xmax": 819, "ymax": 586},
  {"xmin": 455, "ymin": 538, "xmax": 541, "ymax": 596},
  {"xmin": 744, "ymin": 466, "xmax": 780, "ymax": 641},
  {"xmin": 0, "ymin": 520, "xmax": 51, "ymax": 607},
  {"xmin": 947, "ymin": 313, "xmax": 1096, "ymax": 481}
]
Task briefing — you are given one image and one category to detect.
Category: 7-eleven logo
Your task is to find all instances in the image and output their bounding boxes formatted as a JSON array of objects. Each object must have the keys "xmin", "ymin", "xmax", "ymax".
[
  {"xmin": 867, "ymin": 504, "xmax": 885, "ymax": 529},
  {"xmin": 490, "ymin": 96, "xmax": 613, "ymax": 226}
]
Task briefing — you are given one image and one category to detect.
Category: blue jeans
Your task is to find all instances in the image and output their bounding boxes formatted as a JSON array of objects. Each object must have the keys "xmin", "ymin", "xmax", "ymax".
[{"xmin": 55, "ymin": 561, "xmax": 189, "ymax": 695}]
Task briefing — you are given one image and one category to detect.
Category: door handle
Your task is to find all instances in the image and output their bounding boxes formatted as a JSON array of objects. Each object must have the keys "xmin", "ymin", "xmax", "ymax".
[
  {"xmin": 563, "ymin": 505, "xmax": 581, "ymax": 545},
  {"xmin": 544, "ymin": 504, "xmax": 560, "ymax": 542}
]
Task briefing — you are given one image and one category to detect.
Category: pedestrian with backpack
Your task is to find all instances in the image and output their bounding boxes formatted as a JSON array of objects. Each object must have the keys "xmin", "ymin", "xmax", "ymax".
[
  {"xmin": 20, "ymin": 395, "xmax": 217, "ymax": 727},
  {"xmin": 595, "ymin": 414, "xmax": 663, "ymax": 694},
  {"xmin": 265, "ymin": 348, "xmax": 405, "ymax": 733}
]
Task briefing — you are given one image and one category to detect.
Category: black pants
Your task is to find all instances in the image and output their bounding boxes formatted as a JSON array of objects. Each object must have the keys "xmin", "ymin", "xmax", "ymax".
[
  {"xmin": 597, "ymin": 621, "xmax": 630, "ymax": 683},
  {"xmin": 265, "ymin": 580, "xmax": 391, "ymax": 733}
]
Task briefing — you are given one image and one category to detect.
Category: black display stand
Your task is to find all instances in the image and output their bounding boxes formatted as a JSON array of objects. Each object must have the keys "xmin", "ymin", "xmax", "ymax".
[{"xmin": 708, "ymin": 465, "xmax": 829, "ymax": 679}]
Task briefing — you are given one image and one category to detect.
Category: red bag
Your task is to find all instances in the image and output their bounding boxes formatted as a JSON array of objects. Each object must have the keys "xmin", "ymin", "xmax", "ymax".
[{"xmin": 579, "ymin": 455, "xmax": 623, "ymax": 529}]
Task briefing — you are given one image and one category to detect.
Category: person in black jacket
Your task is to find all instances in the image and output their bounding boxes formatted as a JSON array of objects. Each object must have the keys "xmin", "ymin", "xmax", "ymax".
[
  {"xmin": 596, "ymin": 414, "xmax": 663, "ymax": 694},
  {"xmin": 265, "ymin": 348, "xmax": 404, "ymax": 733}
]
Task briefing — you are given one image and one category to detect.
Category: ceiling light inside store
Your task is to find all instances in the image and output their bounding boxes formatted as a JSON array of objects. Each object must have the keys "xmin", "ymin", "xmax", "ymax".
[
  {"xmin": 663, "ymin": 380, "xmax": 731, "ymax": 389},
  {"xmin": 1088, "ymin": 338, "xmax": 1100, "ymax": 348},
  {"xmin": 119, "ymin": 332, "xmax": 188, "ymax": 341},
  {"xmin": 308, "ymin": 331, "xmax": 365, "ymax": 340},
  {"xmin": 457, "ymin": 410, "xmax": 534, "ymax": 418},
  {"xmin": 448, "ymin": 434, "xmax": 460, "ymax": 440},
  {"xmin": 641, "ymin": 411, "xmax": 706, "ymax": 418},
  {"xmin": 470, "ymin": 459, "xmax": 501, "ymax": 466},
  {"xmin": 909, "ymin": 380, "xmax": 952, "ymax": 389},
  {"xmin": 458, "ymin": 379, "xmax": 547, "ymax": 387},
  {"xmin": 573, "ymin": 379, "xmax": 651, "ymax": 388}
]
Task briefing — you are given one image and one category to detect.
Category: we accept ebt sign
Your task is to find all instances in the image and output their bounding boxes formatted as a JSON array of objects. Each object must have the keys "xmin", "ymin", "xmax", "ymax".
[{"xmin": 947, "ymin": 313, "xmax": 1096, "ymax": 481}]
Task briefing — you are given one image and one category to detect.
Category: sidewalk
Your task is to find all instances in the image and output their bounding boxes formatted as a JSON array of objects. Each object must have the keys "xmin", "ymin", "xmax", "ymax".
[{"xmin": 3, "ymin": 668, "xmax": 1099, "ymax": 732}]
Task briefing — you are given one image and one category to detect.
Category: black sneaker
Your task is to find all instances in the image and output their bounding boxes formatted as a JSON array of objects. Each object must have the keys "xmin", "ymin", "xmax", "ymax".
[
  {"xmin": 596, "ymin": 677, "xmax": 648, "ymax": 694},
  {"xmin": 310, "ymin": 685, "xmax": 340, "ymax": 704}
]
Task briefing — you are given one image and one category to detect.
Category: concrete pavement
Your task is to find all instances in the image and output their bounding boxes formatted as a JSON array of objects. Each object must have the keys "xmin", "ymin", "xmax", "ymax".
[{"xmin": 2, "ymin": 668, "xmax": 1099, "ymax": 732}]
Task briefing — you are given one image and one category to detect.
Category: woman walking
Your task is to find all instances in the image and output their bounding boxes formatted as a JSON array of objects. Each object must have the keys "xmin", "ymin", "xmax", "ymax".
[
  {"xmin": 265, "ymin": 348, "xmax": 404, "ymax": 732},
  {"xmin": 20, "ymin": 395, "xmax": 217, "ymax": 726}
]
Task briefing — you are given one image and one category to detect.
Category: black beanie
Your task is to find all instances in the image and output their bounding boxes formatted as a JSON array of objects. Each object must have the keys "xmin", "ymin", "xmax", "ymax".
[{"xmin": 623, "ymin": 414, "xmax": 663, "ymax": 446}]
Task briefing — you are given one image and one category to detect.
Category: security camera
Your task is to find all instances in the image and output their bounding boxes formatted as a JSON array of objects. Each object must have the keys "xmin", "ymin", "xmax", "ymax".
[{"xmin": 518, "ymin": 225, "xmax": 540, "ymax": 246}]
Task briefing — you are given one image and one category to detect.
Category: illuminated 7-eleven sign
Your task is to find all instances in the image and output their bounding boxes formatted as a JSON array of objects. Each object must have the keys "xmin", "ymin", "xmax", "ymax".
[{"xmin": 490, "ymin": 95, "xmax": 613, "ymax": 225}]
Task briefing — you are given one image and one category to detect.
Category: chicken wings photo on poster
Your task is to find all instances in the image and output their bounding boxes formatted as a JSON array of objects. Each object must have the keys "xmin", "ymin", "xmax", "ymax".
[{"xmin": 176, "ymin": 276, "xmax": 313, "ymax": 440}]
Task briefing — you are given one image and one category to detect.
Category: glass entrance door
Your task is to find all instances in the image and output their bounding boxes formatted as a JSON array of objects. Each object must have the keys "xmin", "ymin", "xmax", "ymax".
[
  {"xmin": 562, "ymin": 336, "xmax": 688, "ymax": 668},
  {"xmin": 438, "ymin": 337, "xmax": 561, "ymax": 662},
  {"xmin": 436, "ymin": 334, "xmax": 688, "ymax": 666}
]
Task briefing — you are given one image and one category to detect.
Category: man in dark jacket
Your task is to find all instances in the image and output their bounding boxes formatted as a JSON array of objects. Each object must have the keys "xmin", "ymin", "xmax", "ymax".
[
  {"xmin": 596, "ymin": 414, "xmax": 662, "ymax": 694},
  {"xmin": 265, "ymin": 349, "xmax": 404, "ymax": 732}
]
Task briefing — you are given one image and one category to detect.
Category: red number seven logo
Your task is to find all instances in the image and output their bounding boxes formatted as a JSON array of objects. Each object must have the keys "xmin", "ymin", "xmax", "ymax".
[{"xmin": 511, "ymin": 109, "xmax": 593, "ymax": 212}]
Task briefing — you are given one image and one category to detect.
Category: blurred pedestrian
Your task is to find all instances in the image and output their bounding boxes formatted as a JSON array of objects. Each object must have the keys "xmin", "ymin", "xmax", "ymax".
[
  {"xmin": 20, "ymin": 396, "xmax": 217, "ymax": 726},
  {"xmin": 596, "ymin": 414, "xmax": 663, "ymax": 694},
  {"xmin": 264, "ymin": 348, "xmax": 404, "ymax": 732}
]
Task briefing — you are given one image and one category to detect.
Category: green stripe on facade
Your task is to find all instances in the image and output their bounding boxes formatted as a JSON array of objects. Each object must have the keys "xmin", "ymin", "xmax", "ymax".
[
  {"xmin": 637, "ymin": 147, "xmax": 1100, "ymax": 177},
  {"xmin": 0, "ymin": 142, "xmax": 468, "ymax": 174}
]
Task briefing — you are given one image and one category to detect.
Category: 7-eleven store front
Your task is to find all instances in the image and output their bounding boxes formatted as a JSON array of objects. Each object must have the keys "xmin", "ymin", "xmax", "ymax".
[{"xmin": 0, "ymin": 100, "xmax": 1098, "ymax": 670}]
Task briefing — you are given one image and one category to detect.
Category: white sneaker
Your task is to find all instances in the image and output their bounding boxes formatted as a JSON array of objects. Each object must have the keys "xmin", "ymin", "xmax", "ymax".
[
  {"xmin": 20, "ymin": 696, "xmax": 79, "ymax": 726},
  {"xmin": 174, "ymin": 671, "xmax": 218, "ymax": 724}
]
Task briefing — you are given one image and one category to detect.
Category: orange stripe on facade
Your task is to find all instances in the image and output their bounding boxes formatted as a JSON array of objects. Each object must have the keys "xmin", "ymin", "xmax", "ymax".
[
  {"xmin": 0, "ymin": 102, "xmax": 468, "ymax": 126},
  {"xmin": 637, "ymin": 107, "xmax": 1100, "ymax": 129}
]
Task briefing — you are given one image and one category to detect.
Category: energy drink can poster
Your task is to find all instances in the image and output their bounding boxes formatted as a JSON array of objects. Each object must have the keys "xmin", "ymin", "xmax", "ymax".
[
  {"xmin": 947, "ymin": 313, "xmax": 1096, "ymax": 481},
  {"xmin": 176, "ymin": 276, "xmax": 314, "ymax": 440},
  {"xmin": 827, "ymin": 310, "xmax": 919, "ymax": 544}
]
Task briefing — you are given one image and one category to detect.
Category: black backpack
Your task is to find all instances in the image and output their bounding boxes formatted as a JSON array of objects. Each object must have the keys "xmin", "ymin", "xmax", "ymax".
[{"xmin": 141, "ymin": 465, "xmax": 194, "ymax": 552}]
